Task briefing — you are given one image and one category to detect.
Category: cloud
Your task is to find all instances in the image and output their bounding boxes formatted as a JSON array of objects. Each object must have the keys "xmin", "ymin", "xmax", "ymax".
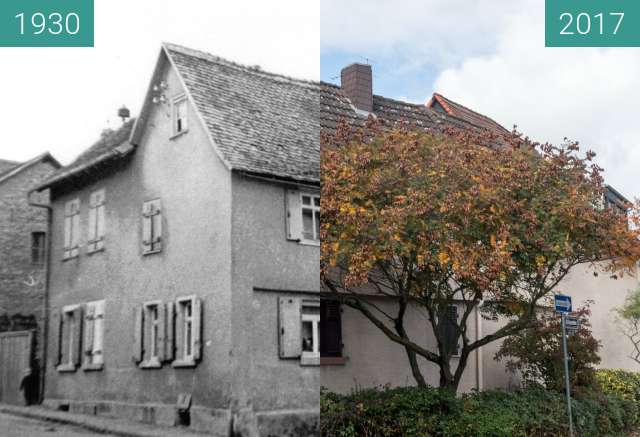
[{"xmin": 432, "ymin": 0, "xmax": 640, "ymax": 198}]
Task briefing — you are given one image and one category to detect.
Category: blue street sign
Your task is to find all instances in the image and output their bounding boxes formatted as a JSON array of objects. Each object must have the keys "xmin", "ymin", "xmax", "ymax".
[{"xmin": 555, "ymin": 294, "xmax": 572, "ymax": 313}]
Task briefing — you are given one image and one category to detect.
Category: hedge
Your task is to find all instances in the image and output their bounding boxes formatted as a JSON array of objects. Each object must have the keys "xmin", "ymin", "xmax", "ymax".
[
  {"xmin": 595, "ymin": 369, "xmax": 640, "ymax": 404},
  {"xmin": 321, "ymin": 385, "xmax": 639, "ymax": 437}
]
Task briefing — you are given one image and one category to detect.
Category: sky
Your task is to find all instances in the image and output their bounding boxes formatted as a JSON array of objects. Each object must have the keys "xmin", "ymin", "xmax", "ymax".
[
  {"xmin": 322, "ymin": 0, "xmax": 640, "ymax": 200},
  {"xmin": 0, "ymin": 0, "xmax": 319, "ymax": 165}
]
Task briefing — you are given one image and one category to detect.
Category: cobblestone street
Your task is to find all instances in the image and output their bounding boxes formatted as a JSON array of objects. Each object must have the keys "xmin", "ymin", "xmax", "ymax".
[{"xmin": 0, "ymin": 412, "xmax": 114, "ymax": 437}]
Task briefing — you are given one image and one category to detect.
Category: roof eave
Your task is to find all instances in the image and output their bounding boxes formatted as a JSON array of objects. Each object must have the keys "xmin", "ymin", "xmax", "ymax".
[{"xmin": 0, "ymin": 152, "xmax": 62, "ymax": 186}]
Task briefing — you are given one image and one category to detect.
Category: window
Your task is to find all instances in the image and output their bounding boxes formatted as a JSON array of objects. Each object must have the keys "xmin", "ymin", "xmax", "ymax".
[
  {"xmin": 278, "ymin": 297, "xmax": 320, "ymax": 366},
  {"xmin": 173, "ymin": 296, "xmax": 202, "ymax": 367},
  {"xmin": 438, "ymin": 305, "xmax": 460, "ymax": 357},
  {"xmin": 133, "ymin": 301, "xmax": 168, "ymax": 369},
  {"xmin": 142, "ymin": 199, "xmax": 162, "ymax": 254},
  {"xmin": 87, "ymin": 189, "xmax": 106, "ymax": 253},
  {"xmin": 54, "ymin": 304, "xmax": 83, "ymax": 372},
  {"xmin": 320, "ymin": 300, "xmax": 343, "ymax": 363},
  {"xmin": 63, "ymin": 199, "xmax": 80, "ymax": 259},
  {"xmin": 172, "ymin": 96, "xmax": 188, "ymax": 136},
  {"xmin": 31, "ymin": 232, "xmax": 46, "ymax": 265},
  {"xmin": 83, "ymin": 300, "xmax": 105, "ymax": 370},
  {"xmin": 286, "ymin": 189, "xmax": 320, "ymax": 245}
]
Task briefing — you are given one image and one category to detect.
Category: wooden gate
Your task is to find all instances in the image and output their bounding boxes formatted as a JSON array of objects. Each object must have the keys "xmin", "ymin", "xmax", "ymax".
[{"xmin": 0, "ymin": 330, "xmax": 33, "ymax": 405}]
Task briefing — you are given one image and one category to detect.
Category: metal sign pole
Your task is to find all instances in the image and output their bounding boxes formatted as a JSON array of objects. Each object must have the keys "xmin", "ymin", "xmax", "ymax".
[{"xmin": 561, "ymin": 312, "xmax": 574, "ymax": 437}]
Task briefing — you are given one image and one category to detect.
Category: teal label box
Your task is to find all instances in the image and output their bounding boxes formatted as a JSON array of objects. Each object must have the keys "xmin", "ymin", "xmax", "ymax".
[
  {"xmin": 546, "ymin": 0, "xmax": 640, "ymax": 47},
  {"xmin": 0, "ymin": 0, "xmax": 93, "ymax": 47}
]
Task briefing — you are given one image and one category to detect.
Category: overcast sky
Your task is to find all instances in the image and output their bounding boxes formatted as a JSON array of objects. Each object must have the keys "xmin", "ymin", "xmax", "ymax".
[
  {"xmin": 0, "ymin": 0, "xmax": 319, "ymax": 165},
  {"xmin": 322, "ymin": 0, "xmax": 640, "ymax": 200}
]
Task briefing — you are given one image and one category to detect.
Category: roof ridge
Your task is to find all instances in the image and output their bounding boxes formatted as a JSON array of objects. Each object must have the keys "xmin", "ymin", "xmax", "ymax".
[{"xmin": 162, "ymin": 42, "xmax": 320, "ymax": 90}]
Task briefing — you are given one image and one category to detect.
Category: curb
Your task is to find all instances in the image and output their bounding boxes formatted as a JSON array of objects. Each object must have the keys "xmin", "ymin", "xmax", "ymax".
[{"xmin": 0, "ymin": 404, "xmax": 205, "ymax": 437}]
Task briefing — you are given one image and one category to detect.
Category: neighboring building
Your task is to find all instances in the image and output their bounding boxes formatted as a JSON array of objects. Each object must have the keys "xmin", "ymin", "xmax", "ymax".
[
  {"xmin": 35, "ymin": 43, "xmax": 319, "ymax": 435},
  {"xmin": 319, "ymin": 63, "xmax": 638, "ymax": 393},
  {"xmin": 0, "ymin": 152, "xmax": 61, "ymax": 404}
]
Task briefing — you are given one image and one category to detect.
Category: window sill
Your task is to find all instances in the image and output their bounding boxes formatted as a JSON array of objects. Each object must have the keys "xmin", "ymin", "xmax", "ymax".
[
  {"xmin": 301, "ymin": 353, "xmax": 320, "ymax": 366},
  {"xmin": 87, "ymin": 245, "xmax": 105, "ymax": 255},
  {"xmin": 321, "ymin": 356, "xmax": 347, "ymax": 366},
  {"xmin": 56, "ymin": 364, "xmax": 77, "ymax": 373},
  {"xmin": 142, "ymin": 249, "xmax": 162, "ymax": 256},
  {"xmin": 171, "ymin": 359, "xmax": 197, "ymax": 368},
  {"xmin": 62, "ymin": 254, "xmax": 79, "ymax": 262},
  {"xmin": 170, "ymin": 129, "xmax": 189, "ymax": 140},
  {"xmin": 82, "ymin": 363, "xmax": 104, "ymax": 372},
  {"xmin": 299, "ymin": 240, "xmax": 320, "ymax": 247},
  {"xmin": 139, "ymin": 359, "xmax": 162, "ymax": 369}
]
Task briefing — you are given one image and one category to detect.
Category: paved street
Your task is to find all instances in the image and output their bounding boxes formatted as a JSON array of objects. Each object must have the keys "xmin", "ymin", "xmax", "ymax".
[{"xmin": 0, "ymin": 412, "xmax": 114, "ymax": 437}]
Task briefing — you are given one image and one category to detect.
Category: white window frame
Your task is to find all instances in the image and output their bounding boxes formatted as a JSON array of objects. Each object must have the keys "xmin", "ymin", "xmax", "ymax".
[
  {"xmin": 63, "ymin": 199, "xmax": 80, "ymax": 260},
  {"xmin": 301, "ymin": 300, "xmax": 320, "ymax": 366},
  {"xmin": 140, "ymin": 301, "xmax": 162, "ymax": 369},
  {"xmin": 173, "ymin": 295, "xmax": 196, "ymax": 367},
  {"xmin": 83, "ymin": 299, "xmax": 105, "ymax": 371},
  {"xmin": 57, "ymin": 304, "xmax": 81, "ymax": 372},
  {"xmin": 300, "ymin": 192, "xmax": 320, "ymax": 245},
  {"xmin": 171, "ymin": 95, "xmax": 189, "ymax": 137}
]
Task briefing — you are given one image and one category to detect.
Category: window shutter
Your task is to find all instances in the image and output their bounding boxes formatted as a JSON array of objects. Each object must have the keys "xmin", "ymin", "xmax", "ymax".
[
  {"xmin": 83, "ymin": 305, "xmax": 95, "ymax": 359},
  {"xmin": 132, "ymin": 306, "xmax": 143, "ymax": 363},
  {"xmin": 193, "ymin": 298, "xmax": 202, "ymax": 361},
  {"xmin": 320, "ymin": 300, "xmax": 343, "ymax": 357},
  {"xmin": 51, "ymin": 309, "xmax": 62, "ymax": 367},
  {"xmin": 71, "ymin": 207, "xmax": 80, "ymax": 257},
  {"xmin": 63, "ymin": 216, "xmax": 71, "ymax": 251},
  {"xmin": 96, "ymin": 205, "xmax": 105, "ymax": 250},
  {"xmin": 93, "ymin": 301, "xmax": 105, "ymax": 364},
  {"xmin": 151, "ymin": 201, "xmax": 162, "ymax": 250},
  {"xmin": 71, "ymin": 306, "xmax": 83, "ymax": 367},
  {"xmin": 157, "ymin": 303, "xmax": 166, "ymax": 362},
  {"xmin": 87, "ymin": 207, "xmax": 97, "ymax": 249},
  {"xmin": 165, "ymin": 301, "xmax": 175, "ymax": 362},
  {"xmin": 285, "ymin": 189, "xmax": 302, "ymax": 241},
  {"xmin": 278, "ymin": 297, "xmax": 302, "ymax": 358},
  {"xmin": 142, "ymin": 203, "xmax": 152, "ymax": 252}
]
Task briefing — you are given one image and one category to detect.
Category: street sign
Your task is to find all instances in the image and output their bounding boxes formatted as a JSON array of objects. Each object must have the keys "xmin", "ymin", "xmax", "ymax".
[
  {"xmin": 554, "ymin": 294, "xmax": 572, "ymax": 313},
  {"xmin": 565, "ymin": 316, "xmax": 580, "ymax": 329}
]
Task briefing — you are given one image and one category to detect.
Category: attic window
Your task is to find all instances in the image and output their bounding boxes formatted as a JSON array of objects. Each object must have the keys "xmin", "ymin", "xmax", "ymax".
[{"xmin": 172, "ymin": 95, "xmax": 188, "ymax": 137}]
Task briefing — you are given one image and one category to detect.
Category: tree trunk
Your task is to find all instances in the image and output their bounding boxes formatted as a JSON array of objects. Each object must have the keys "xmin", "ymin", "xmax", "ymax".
[
  {"xmin": 404, "ymin": 346, "xmax": 427, "ymax": 388},
  {"xmin": 438, "ymin": 360, "xmax": 459, "ymax": 391}
]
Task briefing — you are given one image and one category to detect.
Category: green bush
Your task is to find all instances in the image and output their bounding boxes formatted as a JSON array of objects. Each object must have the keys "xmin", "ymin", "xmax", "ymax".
[
  {"xmin": 321, "ymin": 385, "xmax": 639, "ymax": 437},
  {"xmin": 595, "ymin": 369, "xmax": 640, "ymax": 403}
]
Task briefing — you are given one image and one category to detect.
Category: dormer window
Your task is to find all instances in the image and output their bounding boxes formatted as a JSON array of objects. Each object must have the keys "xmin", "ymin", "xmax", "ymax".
[{"xmin": 172, "ymin": 95, "xmax": 188, "ymax": 137}]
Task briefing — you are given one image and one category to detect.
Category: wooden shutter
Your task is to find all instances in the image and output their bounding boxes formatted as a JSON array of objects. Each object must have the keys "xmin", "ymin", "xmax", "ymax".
[
  {"xmin": 142, "ymin": 202, "xmax": 152, "ymax": 253},
  {"xmin": 285, "ymin": 189, "xmax": 302, "ymax": 241},
  {"xmin": 83, "ymin": 305, "xmax": 95, "ymax": 359},
  {"xmin": 93, "ymin": 301, "xmax": 105, "ymax": 364},
  {"xmin": 95, "ymin": 204, "xmax": 105, "ymax": 250},
  {"xmin": 71, "ymin": 306, "xmax": 83, "ymax": 367},
  {"xmin": 164, "ymin": 301, "xmax": 175, "ymax": 362},
  {"xmin": 279, "ymin": 297, "xmax": 302, "ymax": 358},
  {"xmin": 51, "ymin": 309, "xmax": 62, "ymax": 367},
  {"xmin": 151, "ymin": 200, "xmax": 162, "ymax": 251},
  {"xmin": 132, "ymin": 306, "xmax": 143, "ymax": 363},
  {"xmin": 70, "ymin": 200, "xmax": 80, "ymax": 257},
  {"xmin": 63, "ymin": 216, "xmax": 71, "ymax": 252},
  {"xmin": 193, "ymin": 298, "xmax": 202, "ymax": 361},
  {"xmin": 320, "ymin": 300, "xmax": 342, "ymax": 357},
  {"xmin": 157, "ymin": 303, "xmax": 166, "ymax": 362}
]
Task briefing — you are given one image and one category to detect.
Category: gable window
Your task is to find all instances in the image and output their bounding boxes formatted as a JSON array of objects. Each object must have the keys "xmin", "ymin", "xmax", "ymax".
[
  {"xmin": 63, "ymin": 199, "xmax": 80, "ymax": 260},
  {"xmin": 87, "ymin": 189, "xmax": 106, "ymax": 254},
  {"xmin": 31, "ymin": 231, "xmax": 46, "ymax": 265},
  {"xmin": 54, "ymin": 304, "xmax": 83, "ymax": 372},
  {"xmin": 83, "ymin": 300, "xmax": 105, "ymax": 370},
  {"xmin": 142, "ymin": 199, "xmax": 162, "ymax": 254},
  {"xmin": 172, "ymin": 296, "xmax": 202, "ymax": 367},
  {"xmin": 286, "ymin": 189, "xmax": 320, "ymax": 245},
  {"xmin": 278, "ymin": 297, "xmax": 320, "ymax": 366},
  {"xmin": 172, "ymin": 95, "xmax": 188, "ymax": 136},
  {"xmin": 320, "ymin": 300, "xmax": 343, "ymax": 364},
  {"xmin": 438, "ymin": 305, "xmax": 460, "ymax": 357}
]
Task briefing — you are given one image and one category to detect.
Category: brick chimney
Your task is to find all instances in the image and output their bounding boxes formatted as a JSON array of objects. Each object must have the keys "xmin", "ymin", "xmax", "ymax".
[{"xmin": 340, "ymin": 63, "xmax": 373, "ymax": 113}]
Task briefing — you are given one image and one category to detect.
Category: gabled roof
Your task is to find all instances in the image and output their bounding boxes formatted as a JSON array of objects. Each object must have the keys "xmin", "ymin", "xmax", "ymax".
[
  {"xmin": 0, "ymin": 153, "xmax": 60, "ymax": 186},
  {"xmin": 136, "ymin": 42, "xmax": 321, "ymax": 185},
  {"xmin": 36, "ymin": 120, "xmax": 135, "ymax": 191},
  {"xmin": 427, "ymin": 93, "xmax": 508, "ymax": 133}
]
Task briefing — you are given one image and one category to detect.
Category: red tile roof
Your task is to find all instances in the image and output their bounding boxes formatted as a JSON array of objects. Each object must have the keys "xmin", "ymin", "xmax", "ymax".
[{"xmin": 427, "ymin": 93, "xmax": 508, "ymax": 133}]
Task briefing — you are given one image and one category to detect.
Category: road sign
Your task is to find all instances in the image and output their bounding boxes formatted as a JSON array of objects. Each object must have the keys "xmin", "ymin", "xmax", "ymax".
[
  {"xmin": 565, "ymin": 316, "xmax": 580, "ymax": 329},
  {"xmin": 555, "ymin": 294, "xmax": 572, "ymax": 313}
]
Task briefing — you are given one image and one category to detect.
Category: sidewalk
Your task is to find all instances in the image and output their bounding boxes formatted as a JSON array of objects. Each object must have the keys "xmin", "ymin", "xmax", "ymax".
[{"xmin": 0, "ymin": 403, "xmax": 208, "ymax": 437}]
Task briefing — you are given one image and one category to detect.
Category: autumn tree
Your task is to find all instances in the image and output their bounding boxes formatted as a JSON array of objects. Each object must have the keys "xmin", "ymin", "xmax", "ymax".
[{"xmin": 320, "ymin": 121, "xmax": 640, "ymax": 391}]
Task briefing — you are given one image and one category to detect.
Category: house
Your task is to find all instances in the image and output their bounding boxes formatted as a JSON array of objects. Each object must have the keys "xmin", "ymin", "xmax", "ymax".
[
  {"xmin": 35, "ymin": 43, "xmax": 319, "ymax": 435},
  {"xmin": 0, "ymin": 152, "xmax": 61, "ymax": 405},
  {"xmin": 319, "ymin": 63, "xmax": 638, "ymax": 393}
]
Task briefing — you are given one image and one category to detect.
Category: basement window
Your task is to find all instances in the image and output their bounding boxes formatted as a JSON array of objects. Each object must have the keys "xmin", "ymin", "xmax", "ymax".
[{"xmin": 172, "ymin": 95, "xmax": 188, "ymax": 137}]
